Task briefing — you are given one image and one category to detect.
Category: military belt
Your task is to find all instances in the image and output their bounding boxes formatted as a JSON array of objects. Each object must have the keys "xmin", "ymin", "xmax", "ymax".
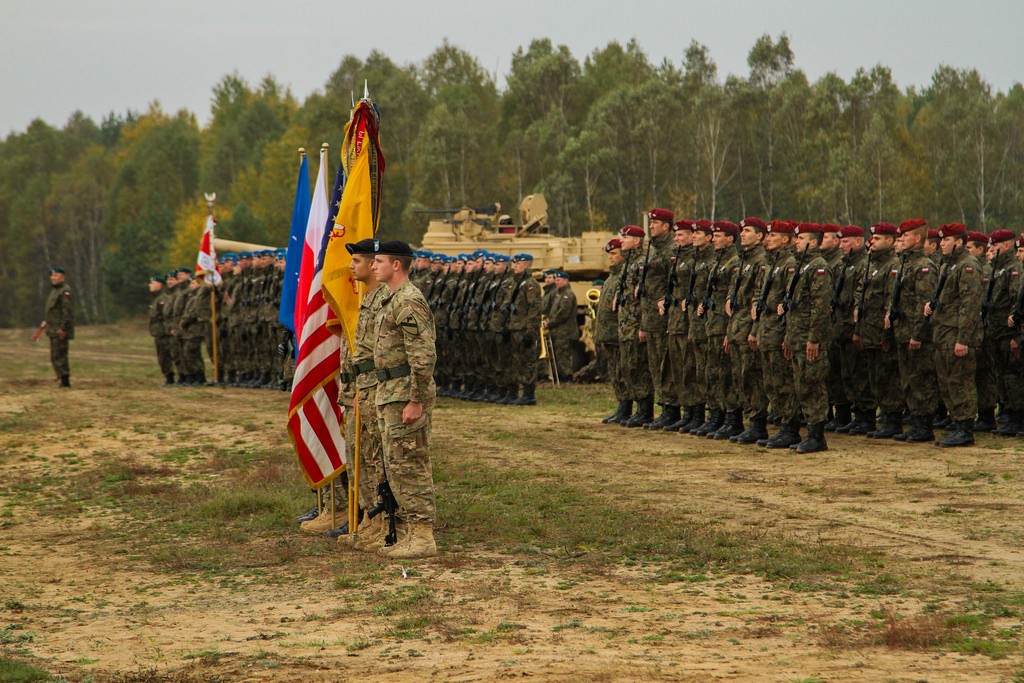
[
  {"xmin": 354, "ymin": 360, "xmax": 375, "ymax": 375},
  {"xmin": 340, "ymin": 371, "xmax": 356, "ymax": 383},
  {"xmin": 375, "ymin": 364, "xmax": 411, "ymax": 381}
]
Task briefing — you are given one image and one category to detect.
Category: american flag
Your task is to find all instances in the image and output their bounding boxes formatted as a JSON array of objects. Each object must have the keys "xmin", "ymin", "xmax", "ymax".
[{"xmin": 287, "ymin": 149, "xmax": 345, "ymax": 487}]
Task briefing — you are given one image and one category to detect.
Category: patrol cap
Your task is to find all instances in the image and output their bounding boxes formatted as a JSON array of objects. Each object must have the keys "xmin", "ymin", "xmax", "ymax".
[
  {"xmin": 605, "ymin": 238, "xmax": 623, "ymax": 252},
  {"xmin": 967, "ymin": 231, "xmax": 989, "ymax": 245},
  {"xmin": 673, "ymin": 219, "xmax": 694, "ymax": 232},
  {"xmin": 49, "ymin": 266, "xmax": 65, "ymax": 274},
  {"xmin": 619, "ymin": 224, "xmax": 645, "ymax": 238},
  {"xmin": 869, "ymin": 222, "xmax": 898, "ymax": 236},
  {"xmin": 693, "ymin": 219, "xmax": 714, "ymax": 234},
  {"xmin": 898, "ymin": 218, "xmax": 927, "ymax": 234},
  {"xmin": 938, "ymin": 223, "xmax": 967, "ymax": 238},
  {"xmin": 988, "ymin": 229, "xmax": 1016, "ymax": 245},
  {"xmin": 766, "ymin": 220, "xmax": 793, "ymax": 235},
  {"xmin": 345, "ymin": 238, "xmax": 377, "ymax": 255},
  {"xmin": 647, "ymin": 207, "xmax": 675, "ymax": 223},
  {"xmin": 821, "ymin": 223, "xmax": 841, "ymax": 234},
  {"xmin": 739, "ymin": 217, "xmax": 766, "ymax": 231},
  {"xmin": 512, "ymin": 253, "xmax": 533, "ymax": 262},
  {"xmin": 712, "ymin": 220, "xmax": 738, "ymax": 235},
  {"xmin": 839, "ymin": 225, "xmax": 865, "ymax": 239}
]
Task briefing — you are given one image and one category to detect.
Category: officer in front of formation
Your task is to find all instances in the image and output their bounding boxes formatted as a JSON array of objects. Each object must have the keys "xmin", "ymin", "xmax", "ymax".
[{"xmin": 43, "ymin": 266, "xmax": 74, "ymax": 388}]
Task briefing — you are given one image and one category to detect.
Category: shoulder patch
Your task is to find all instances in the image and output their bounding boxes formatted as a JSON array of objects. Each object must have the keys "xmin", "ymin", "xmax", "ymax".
[
  {"xmin": 816, "ymin": 268, "xmax": 826, "ymax": 274},
  {"xmin": 1013, "ymin": 271, "xmax": 1020, "ymax": 277},
  {"xmin": 921, "ymin": 268, "xmax": 929, "ymax": 273},
  {"xmin": 63, "ymin": 291, "xmax": 72, "ymax": 297},
  {"xmin": 965, "ymin": 267, "xmax": 974, "ymax": 273},
  {"xmin": 399, "ymin": 314, "xmax": 420, "ymax": 335}
]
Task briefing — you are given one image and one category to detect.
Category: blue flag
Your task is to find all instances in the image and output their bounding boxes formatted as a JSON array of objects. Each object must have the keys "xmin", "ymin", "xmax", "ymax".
[{"xmin": 279, "ymin": 154, "xmax": 311, "ymax": 332}]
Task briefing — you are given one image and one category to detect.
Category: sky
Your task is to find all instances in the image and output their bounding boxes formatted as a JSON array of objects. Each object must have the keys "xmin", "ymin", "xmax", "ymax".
[{"xmin": 3, "ymin": 0, "xmax": 1023, "ymax": 137}]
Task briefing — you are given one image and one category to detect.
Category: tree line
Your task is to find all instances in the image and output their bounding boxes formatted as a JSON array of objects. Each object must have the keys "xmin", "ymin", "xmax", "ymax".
[{"xmin": 2, "ymin": 34, "xmax": 1022, "ymax": 327}]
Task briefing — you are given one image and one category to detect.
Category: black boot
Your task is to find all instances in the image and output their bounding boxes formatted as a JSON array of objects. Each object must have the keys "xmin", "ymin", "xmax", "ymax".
[
  {"xmin": 603, "ymin": 400, "xmax": 631, "ymax": 424},
  {"xmin": 681, "ymin": 404, "xmax": 705, "ymax": 433},
  {"xmin": 693, "ymin": 408, "xmax": 723, "ymax": 436},
  {"xmin": 995, "ymin": 409, "xmax": 1022, "ymax": 436},
  {"xmin": 498, "ymin": 386, "xmax": 518, "ymax": 404},
  {"xmin": 164, "ymin": 373, "xmax": 175, "ymax": 386},
  {"xmin": 646, "ymin": 404, "xmax": 679, "ymax": 430},
  {"xmin": 514, "ymin": 384, "xmax": 536, "ymax": 406},
  {"xmin": 937, "ymin": 420, "xmax": 975, "ymax": 448},
  {"xmin": 59, "ymin": 374, "xmax": 71, "ymax": 388},
  {"xmin": 848, "ymin": 409, "xmax": 877, "ymax": 435},
  {"xmin": 933, "ymin": 404, "xmax": 950, "ymax": 429},
  {"xmin": 974, "ymin": 406, "xmax": 996, "ymax": 433},
  {"xmin": 796, "ymin": 421, "xmax": 828, "ymax": 453},
  {"xmin": 712, "ymin": 409, "xmax": 744, "ymax": 440},
  {"xmin": 828, "ymin": 404, "xmax": 851, "ymax": 432},
  {"xmin": 765, "ymin": 419, "xmax": 802, "ymax": 449},
  {"xmin": 624, "ymin": 396, "xmax": 654, "ymax": 428},
  {"xmin": 868, "ymin": 412, "xmax": 903, "ymax": 439},
  {"xmin": 823, "ymin": 405, "xmax": 836, "ymax": 431},
  {"xmin": 905, "ymin": 415, "xmax": 936, "ymax": 443},
  {"xmin": 734, "ymin": 414, "xmax": 769, "ymax": 444},
  {"xmin": 664, "ymin": 405, "xmax": 693, "ymax": 432}
]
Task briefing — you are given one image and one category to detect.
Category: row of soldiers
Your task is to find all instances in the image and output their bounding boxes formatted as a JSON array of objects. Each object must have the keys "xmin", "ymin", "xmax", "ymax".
[
  {"xmin": 595, "ymin": 208, "xmax": 1024, "ymax": 452},
  {"xmin": 147, "ymin": 249, "xmax": 293, "ymax": 388},
  {"xmin": 408, "ymin": 250, "xmax": 581, "ymax": 405}
]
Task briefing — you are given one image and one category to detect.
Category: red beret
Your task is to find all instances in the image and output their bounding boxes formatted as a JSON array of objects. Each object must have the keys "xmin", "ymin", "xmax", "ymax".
[
  {"xmin": 967, "ymin": 231, "xmax": 989, "ymax": 245},
  {"xmin": 938, "ymin": 223, "xmax": 967, "ymax": 238},
  {"xmin": 766, "ymin": 220, "xmax": 793, "ymax": 235},
  {"xmin": 712, "ymin": 220, "xmax": 738, "ymax": 235},
  {"xmin": 605, "ymin": 238, "xmax": 623, "ymax": 252},
  {"xmin": 648, "ymin": 208, "xmax": 675, "ymax": 223},
  {"xmin": 839, "ymin": 225, "xmax": 865, "ymax": 238},
  {"xmin": 898, "ymin": 218, "xmax": 927, "ymax": 233},
  {"xmin": 988, "ymin": 229, "xmax": 1016, "ymax": 245},
  {"xmin": 672, "ymin": 219, "xmax": 694, "ymax": 232},
  {"xmin": 795, "ymin": 222, "xmax": 822, "ymax": 235},
  {"xmin": 693, "ymin": 219, "xmax": 714, "ymax": 234},
  {"xmin": 869, "ymin": 222, "xmax": 898, "ymax": 236},
  {"xmin": 927, "ymin": 229, "xmax": 940, "ymax": 240},
  {"xmin": 1017, "ymin": 237, "xmax": 1024, "ymax": 249},
  {"xmin": 619, "ymin": 225, "xmax": 645, "ymax": 238},
  {"xmin": 821, "ymin": 223, "xmax": 841, "ymax": 233},
  {"xmin": 739, "ymin": 216, "xmax": 766, "ymax": 230}
]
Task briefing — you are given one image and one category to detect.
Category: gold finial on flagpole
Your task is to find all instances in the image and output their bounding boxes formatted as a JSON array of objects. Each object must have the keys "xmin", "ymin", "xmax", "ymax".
[
  {"xmin": 298, "ymin": 147, "xmax": 306, "ymax": 157},
  {"xmin": 204, "ymin": 192, "xmax": 216, "ymax": 216}
]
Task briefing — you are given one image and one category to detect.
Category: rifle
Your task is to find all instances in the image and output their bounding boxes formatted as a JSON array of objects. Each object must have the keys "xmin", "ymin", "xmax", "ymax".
[
  {"xmin": 477, "ymin": 275, "xmax": 503, "ymax": 331},
  {"xmin": 925, "ymin": 245, "xmax": 957, "ymax": 319},
  {"xmin": 727, "ymin": 247, "xmax": 747, "ymax": 312},
  {"xmin": 663, "ymin": 246, "xmax": 683, "ymax": 309},
  {"xmin": 887, "ymin": 252, "xmax": 908, "ymax": 325},
  {"xmin": 981, "ymin": 267, "xmax": 998, "ymax": 324},
  {"xmin": 855, "ymin": 249, "xmax": 873, "ymax": 323},
  {"xmin": 457, "ymin": 270, "xmax": 482, "ymax": 332},
  {"xmin": 32, "ymin": 321, "xmax": 46, "ymax": 342},
  {"xmin": 683, "ymin": 249, "xmax": 700, "ymax": 309},
  {"xmin": 501, "ymin": 270, "xmax": 531, "ymax": 340},
  {"xmin": 614, "ymin": 249, "xmax": 634, "ymax": 308},
  {"xmin": 698, "ymin": 248, "xmax": 727, "ymax": 319},
  {"xmin": 635, "ymin": 237, "xmax": 654, "ymax": 299},
  {"xmin": 753, "ymin": 250, "xmax": 781, "ymax": 322},
  {"xmin": 367, "ymin": 478, "xmax": 399, "ymax": 546},
  {"xmin": 830, "ymin": 254, "xmax": 849, "ymax": 323},
  {"xmin": 780, "ymin": 244, "xmax": 811, "ymax": 326}
]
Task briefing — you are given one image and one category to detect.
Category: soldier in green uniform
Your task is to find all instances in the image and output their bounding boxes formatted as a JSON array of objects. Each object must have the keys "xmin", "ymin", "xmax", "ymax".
[
  {"xmin": 598, "ymin": 239, "xmax": 628, "ymax": 423},
  {"xmin": 680, "ymin": 221, "xmax": 715, "ymax": 433},
  {"xmin": 727, "ymin": 217, "xmax": 769, "ymax": 444},
  {"xmin": 986, "ymin": 231, "xmax": 1024, "ymax": 435},
  {"xmin": 545, "ymin": 271, "xmax": 578, "ymax": 384},
  {"xmin": 966, "ymin": 232, "xmax": 996, "ymax": 430},
  {"xmin": 780, "ymin": 223, "xmax": 833, "ymax": 453},
  {"xmin": 615, "ymin": 225, "xmax": 653, "ymax": 426},
  {"xmin": 696, "ymin": 221, "xmax": 739, "ymax": 438},
  {"xmin": 507, "ymin": 253, "xmax": 543, "ymax": 405},
  {"xmin": 925, "ymin": 223, "xmax": 983, "ymax": 447},
  {"xmin": 661, "ymin": 221, "xmax": 696, "ymax": 431},
  {"xmin": 165, "ymin": 268, "xmax": 190, "ymax": 384},
  {"xmin": 638, "ymin": 208, "xmax": 676, "ymax": 429},
  {"xmin": 179, "ymin": 275, "xmax": 212, "ymax": 385},
  {"xmin": 148, "ymin": 275, "xmax": 174, "ymax": 385},
  {"xmin": 819, "ymin": 225, "xmax": 845, "ymax": 428},
  {"xmin": 43, "ymin": 267, "xmax": 74, "ymax": 388},
  {"xmin": 371, "ymin": 239, "xmax": 438, "ymax": 559},
  {"xmin": 833, "ymin": 227, "xmax": 871, "ymax": 432}
]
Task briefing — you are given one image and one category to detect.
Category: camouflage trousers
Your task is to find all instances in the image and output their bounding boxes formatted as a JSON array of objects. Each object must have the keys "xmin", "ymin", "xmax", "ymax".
[
  {"xmin": 378, "ymin": 399, "xmax": 436, "ymax": 525},
  {"xmin": 618, "ymin": 338, "xmax": 652, "ymax": 400},
  {"xmin": 985, "ymin": 335, "xmax": 1024, "ymax": 410},
  {"xmin": 791, "ymin": 344, "xmax": 830, "ymax": 424},
  {"xmin": 705, "ymin": 338, "xmax": 737, "ymax": 411},
  {"xmin": 644, "ymin": 330, "xmax": 669, "ymax": 404},
  {"xmin": 665, "ymin": 333, "xmax": 697, "ymax": 407},
  {"xmin": 48, "ymin": 337, "xmax": 69, "ymax": 378},
  {"xmin": 550, "ymin": 334, "xmax": 575, "ymax": 382},
  {"xmin": 839, "ymin": 340, "xmax": 872, "ymax": 412},
  {"xmin": 897, "ymin": 342, "xmax": 938, "ymax": 417},
  {"xmin": 933, "ymin": 340, "xmax": 977, "ymax": 421},
  {"xmin": 761, "ymin": 347, "xmax": 797, "ymax": 422},
  {"xmin": 154, "ymin": 335, "xmax": 174, "ymax": 375},
  {"xmin": 865, "ymin": 347, "xmax": 903, "ymax": 413},
  {"xmin": 180, "ymin": 335, "xmax": 206, "ymax": 376},
  {"xmin": 601, "ymin": 342, "xmax": 626, "ymax": 401},
  {"xmin": 510, "ymin": 331, "xmax": 539, "ymax": 386},
  {"xmin": 690, "ymin": 339, "xmax": 709, "ymax": 406},
  {"xmin": 346, "ymin": 388, "xmax": 383, "ymax": 511},
  {"xmin": 169, "ymin": 334, "xmax": 184, "ymax": 375},
  {"xmin": 731, "ymin": 345, "xmax": 767, "ymax": 417}
]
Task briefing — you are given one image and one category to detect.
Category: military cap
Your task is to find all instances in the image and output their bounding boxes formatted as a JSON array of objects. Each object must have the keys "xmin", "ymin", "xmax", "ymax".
[
  {"xmin": 927, "ymin": 229, "xmax": 940, "ymax": 241},
  {"xmin": 512, "ymin": 253, "xmax": 534, "ymax": 262},
  {"xmin": 457, "ymin": 253, "xmax": 471, "ymax": 262},
  {"xmin": 239, "ymin": 251, "xmax": 253, "ymax": 259},
  {"xmin": 839, "ymin": 225, "xmax": 865, "ymax": 238},
  {"xmin": 345, "ymin": 238, "xmax": 377, "ymax": 255},
  {"xmin": 647, "ymin": 208, "xmax": 675, "ymax": 223},
  {"xmin": 430, "ymin": 253, "xmax": 445, "ymax": 262},
  {"xmin": 412, "ymin": 250, "xmax": 428, "ymax": 258},
  {"xmin": 869, "ymin": 223, "xmax": 898, "ymax": 236},
  {"xmin": 497, "ymin": 254, "xmax": 513, "ymax": 263},
  {"xmin": 150, "ymin": 274, "xmax": 166, "ymax": 283},
  {"xmin": 543, "ymin": 268, "xmax": 557, "ymax": 275},
  {"xmin": 167, "ymin": 269, "xmax": 179, "ymax": 278},
  {"xmin": 967, "ymin": 231, "xmax": 989, "ymax": 245},
  {"xmin": 673, "ymin": 219, "xmax": 694, "ymax": 231},
  {"xmin": 592, "ymin": 279, "xmax": 605, "ymax": 286},
  {"xmin": 1017, "ymin": 237, "xmax": 1024, "ymax": 249},
  {"xmin": 619, "ymin": 224, "xmax": 645, "ymax": 238},
  {"xmin": 739, "ymin": 217, "xmax": 766, "ymax": 230},
  {"xmin": 554, "ymin": 270, "xmax": 570, "ymax": 279},
  {"xmin": 794, "ymin": 222, "xmax": 822, "ymax": 235},
  {"xmin": 483, "ymin": 253, "xmax": 496, "ymax": 263},
  {"xmin": 766, "ymin": 220, "xmax": 793, "ymax": 234},
  {"xmin": 373, "ymin": 240, "xmax": 414, "ymax": 257},
  {"xmin": 693, "ymin": 219, "xmax": 714, "ymax": 233},
  {"xmin": 821, "ymin": 223, "xmax": 841, "ymax": 233},
  {"xmin": 471, "ymin": 249, "xmax": 488, "ymax": 259},
  {"xmin": 712, "ymin": 220, "xmax": 738, "ymax": 235},
  {"xmin": 988, "ymin": 229, "xmax": 1016, "ymax": 245},
  {"xmin": 179, "ymin": 266, "xmax": 193, "ymax": 274},
  {"xmin": 49, "ymin": 266, "xmax": 65, "ymax": 274},
  {"xmin": 898, "ymin": 218, "xmax": 927, "ymax": 233},
  {"xmin": 276, "ymin": 248, "xmax": 287, "ymax": 257},
  {"xmin": 938, "ymin": 223, "xmax": 967, "ymax": 238},
  {"xmin": 605, "ymin": 238, "xmax": 623, "ymax": 252}
]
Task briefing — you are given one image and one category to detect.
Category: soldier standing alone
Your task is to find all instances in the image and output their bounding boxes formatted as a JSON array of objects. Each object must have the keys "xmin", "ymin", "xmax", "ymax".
[{"xmin": 43, "ymin": 267, "xmax": 74, "ymax": 388}]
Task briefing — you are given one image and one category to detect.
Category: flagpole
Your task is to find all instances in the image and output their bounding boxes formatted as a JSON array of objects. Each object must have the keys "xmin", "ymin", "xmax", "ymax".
[{"xmin": 205, "ymin": 192, "xmax": 219, "ymax": 383}]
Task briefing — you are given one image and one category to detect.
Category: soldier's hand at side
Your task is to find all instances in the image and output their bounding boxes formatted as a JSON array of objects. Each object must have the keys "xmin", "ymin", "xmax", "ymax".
[
  {"xmin": 57, "ymin": 329, "xmax": 67, "ymax": 340},
  {"xmin": 923, "ymin": 302, "xmax": 934, "ymax": 317},
  {"xmin": 776, "ymin": 303, "xmax": 784, "ymax": 316},
  {"xmin": 806, "ymin": 341, "xmax": 819, "ymax": 361},
  {"xmin": 852, "ymin": 333, "xmax": 863, "ymax": 351},
  {"xmin": 1008, "ymin": 314, "xmax": 1015, "ymax": 328},
  {"xmin": 1011, "ymin": 339, "xmax": 1021, "ymax": 360},
  {"xmin": 724, "ymin": 301, "xmax": 733, "ymax": 317},
  {"xmin": 881, "ymin": 340, "xmax": 890, "ymax": 353},
  {"xmin": 696, "ymin": 303, "xmax": 704, "ymax": 316},
  {"xmin": 954, "ymin": 342, "xmax": 968, "ymax": 358},
  {"xmin": 883, "ymin": 313, "xmax": 891, "ymax": 330},
  {"xmin": 681, "ymin": 300, "xmax": 687, "ymax": 313},
  {"xmin": 852, "ymin": 309, "xmax": 859, "ymax": 323},
  {"xmin": 782, "ymin": 343, "xmax": 791, "ymax": 361},
  {"xmin": 723, "ymin": 337, "xmax": 730, "ymax": 355},
  {"xmin": 402, "ymin": 401, "xmax": 423, "ymax": 425},
  {"xmin": 909, "ymin": 339, "xmax": 922, "ymax": 351},
  {"xmin": 657, "ymin": 299, "xmax": 665, "ymax": 316},
  {"xmin": 747, "ymin": 334, "xmax": 758, "ymax": 352},
  {"xmin": 638, "ymin": 330, "xmax": 647, "ymax": 343}
]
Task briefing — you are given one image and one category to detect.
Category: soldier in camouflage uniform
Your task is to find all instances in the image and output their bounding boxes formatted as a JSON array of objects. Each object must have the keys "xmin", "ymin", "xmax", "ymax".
[
  {"xmin": 545, "ymin": 271, "xmax": 578, "ymax": 385},
  {"xmin": 179, "ymin": 276, "xmax": 212, "ymax": 385},
  {"xmin": 165, "ymin": 268, "xmax": 190, "ymax": 384},
  {"xmin": 832, "ymin": 227, "xmax": 872, "ymax": 433},
  {"xmin": 598, "ymin": 239, "xmax": 628, "ymax": 423},
  {"xmin": 43, "ymin": 267, "xmax": 75, "ymax": 388},
  {"xmin": 505, "ymin": 254, "xmax": 543, "ymax": 405},
  {"xmin": 637, "ymin": 208, "xmax": 676, "ymax": 429},
  {"xmin": 148, "ymin": 275, "xmax": 174, "ymax": 385},
  {"xmin": 965, "ymin": 232, "xmax": 997, "ymax": 431},
  {"xmin": 986, "ymin": 230, "xmax": 1024, "ymax": 435},
  {"xmin": 660, "ymin": 221, "xmax": 697, "ymax": 432},
  {"xmin": 614, "ymin": 225, "xmax": 653, "ymax": 426},
  {"xmin": 819, "ymin": 225, "xmax": 845, "ymax": 427},
  {"xmin": 371, "ymin": 239, "xmax": 438, "ymax": 559},
  {"xmin": 925, "ymin": 223, "xmax": 983, "ymax": 447},
  {"xmin": 680, "ymin": 221, "xmax": 715, "ymax": 433}
]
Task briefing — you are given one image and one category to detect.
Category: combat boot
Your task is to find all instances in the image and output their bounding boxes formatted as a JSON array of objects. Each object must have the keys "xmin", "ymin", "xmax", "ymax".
[
  {"xmin": 602, "ymin": 400, "xmax": 631, "ymax": 424},
  {"xmin": 362, "ymin": 517, "xmax": 410, "ymax": 553},
  {"xmin": 164, "ymin": 373, "xmax": 175, "ymax": 386},
  {"xmin": 905, "ymin": 415, "xmax": 935, "ymax": 443},
  {"xmin": 995, "ymin": 409, "xmax": 1022, "ymax": 436},
  {"xmin": 646, "ymin": 404, "xmax": 678, "ymax": 430},
  {"xmin": 765, "ymin": 419, "xmax": 802, "ymax": 449},
  {"xmin": 847, "ymin": 409, "xmax": 877, "ymax": 435},
  {"xmin": 796, "ymin": 422, "xmax": 828, "ymax": 453},
  {"xmin": 933, "ymin": 404, "xmax": 950, "ymax": 429},
  {"xmin": 693, "ymin": 408, "xmax": 723, "ymax": 436},
  {"xmin": 734, "ymin": 414, "xmax": 769, "ymax": 445},
  {"xmin": 869, "ymin": 412, "xmax": 903, "ymax": 439},
  {"xmin": 712, "ymin": 409, "xmax": 744, "ymax": 440},
  {"xmin": 828, "ymin": 404, "xmax": 851, "ymax": 432},
  {"xmin": 514, "ymin": 383, "xmax": 537, "ymax": 406},
  {"xmin": 496, "ymin": 386, "xmax": 517, "ymax": 404},
  {"xmin": 937, "ymin": 420, "xmax": 974, "ymax": 448},
  {"xmin": 822, "ymin": 405, "xmax": 836, "ymax": 431},
  {"xmin": 379, "ymin": 522, "xmax": 437, "ymax": 559},
  {"xmin": 680, "ymin": 404, "xmax": 705, "ymax": 434},
  {"xmin": 59, "ymin": 375, "xmax": 71, "ymax": 388},
  {"xmin": 974, "ymin": 406, "xmax": 996, "ymax": 433},
  {"xmin": 300, "ymin": 510, "xmax": 345, "ymax": 535},
  {"xmin": 352, "ymin": 515, "xmax": 387, "ymax": 550},
  {"xmin": 663, "ymin": 405, "xmax": 693, "ymax": 432},
  {"xmin": 624, "ymin": 396, "xmax": 654, "ymax": 428}
]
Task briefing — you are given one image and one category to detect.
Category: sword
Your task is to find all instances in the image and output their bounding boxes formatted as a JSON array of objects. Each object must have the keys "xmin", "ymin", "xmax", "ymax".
[{"xmin": 33, "ymin": 321, "xmax": 46, "ymax": 342}]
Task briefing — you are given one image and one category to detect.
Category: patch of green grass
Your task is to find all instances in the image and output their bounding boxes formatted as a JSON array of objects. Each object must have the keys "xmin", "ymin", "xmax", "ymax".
[
  {"xmin": 0, "ymin": 628, "xmax": 34, "ymax": 644},
  {"xmin": 0, "ymin": 657, "xmax": 50, "ymax": 682}
]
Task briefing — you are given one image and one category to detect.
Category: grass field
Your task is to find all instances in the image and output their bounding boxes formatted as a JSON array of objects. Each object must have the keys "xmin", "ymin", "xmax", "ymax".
[{"xmin": 1, "ymin": 320, "xmax": 1024, "ymax": 682}]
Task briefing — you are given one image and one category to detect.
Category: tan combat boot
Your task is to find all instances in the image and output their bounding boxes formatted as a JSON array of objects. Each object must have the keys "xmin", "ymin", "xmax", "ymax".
[
  {"xmin": 359, "ymin": 517, "xmax": 407, "ymax": 553},
  {"xmin": 299, "ymin": 510, "xmax": 342, "ymax": 535},
  {"xmin": 379, "ymin": 523, "xmax": 437, "ymax": 559},
  {"xmin": 345, "ymin": 514, "xmax": 381, "ymax": 548}
]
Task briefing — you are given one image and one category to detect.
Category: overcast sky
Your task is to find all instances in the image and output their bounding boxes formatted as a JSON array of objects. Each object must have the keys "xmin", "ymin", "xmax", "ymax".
[{"xmin": 3, "ymin": 0, "xmax": 1022, "ymax": 137}]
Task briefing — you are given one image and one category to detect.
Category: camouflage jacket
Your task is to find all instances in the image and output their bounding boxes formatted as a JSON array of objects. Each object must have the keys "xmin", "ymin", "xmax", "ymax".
[
  {"xmin": 508, "ymin": 273, "xmax": 542, "ymax": 332},
  {"xmin": 616, "ymin": 247, "xmax": 644, "ymax": 340},
  {"xmin": 726, "ymin": 243, "xmax": 768, "ymax": 346},
  {"xmin": 783, "ymin": 248, "xmax": 833, "ymax": 348},
  {"xmin": 749, "ymin": 245, "xmax": 796, "ymax": 350},
  {"xmin": 890, "ymin": 246, "xmax": 937, "ymax": 345},
  {"xmin": 704, "ymin": 248, "xmax": 739, "ymax": 338},
  {"xmin": 373, "ymin": 279, "xmax": 437, "ymax": 406},
  {"xmin": 149, "ymin": 289, "xmax": 170, "ymax": 337},
  {"xmin": 639, "ymin": 231, "xmax": 674, "ymax": 332},
  {"xmin": 595, "ymin": 264, "xmax": 621, "ymax": 345},
  {"xmin": 932, "ymin": 248, "xmax": 982, "ymax": 348},
  {"xmin": 853, "ymin": 247, "xmax": 898, "ymax": 348},
  {"xmin": 45, "ymin": 282, "xmax": 75, "ymax": 339},
  {"xmin": 983, "ymin": 248, "xmax": 1020, "ymax": 341},
  {"xmin": 180, "ymin": 285, "xmax": 212, "ymax": 339},
  {"xmin": 832, "ymin": 248, "xmax": 868, "ymax": 341},
  {"xmin": 346, "ymin": 283, "xmax": 387, "ymax": 391},
  {"xmin": 665, "ymin": 245, "xmax": 693, "ymax": 335},
  {"xmin": 686, "ymin": 247, "xmax": 715, "ymax": 343},
  {"xmin": 548, "ymin": 283, "xmax": 578, "ymax": 340}
]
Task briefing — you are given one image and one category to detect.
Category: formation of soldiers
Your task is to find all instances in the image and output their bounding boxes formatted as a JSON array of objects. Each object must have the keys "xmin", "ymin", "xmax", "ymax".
[
  {"xmin": 147, "ymin": 249, "xmax": 293, "ymax": 389},
  {"xmin": 595, "ymin": 209, "xmax": 1024, "ymax": 451},
  {"xmin": 408, "ymin": 249, "xmax": 580, "ymax": 405}
]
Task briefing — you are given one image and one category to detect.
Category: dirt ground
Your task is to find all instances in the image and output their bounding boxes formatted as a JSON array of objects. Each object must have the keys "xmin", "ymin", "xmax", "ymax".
[{"xmin": 1, "ymin": 323, "xmax": 1023, "ymax": 682}]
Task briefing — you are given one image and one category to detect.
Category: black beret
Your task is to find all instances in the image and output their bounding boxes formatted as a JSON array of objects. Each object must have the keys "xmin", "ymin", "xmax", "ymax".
[
  {"xmin": 50, "ymin": 266, "xmax": 65, "ymax": 274},
  {"xmin": 373, "ymin": 240, "xmax": 414, "ymax": 257},
  {"xmin": 345, "ymin": 238, "xmax": 377, "ymax": 255}
]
